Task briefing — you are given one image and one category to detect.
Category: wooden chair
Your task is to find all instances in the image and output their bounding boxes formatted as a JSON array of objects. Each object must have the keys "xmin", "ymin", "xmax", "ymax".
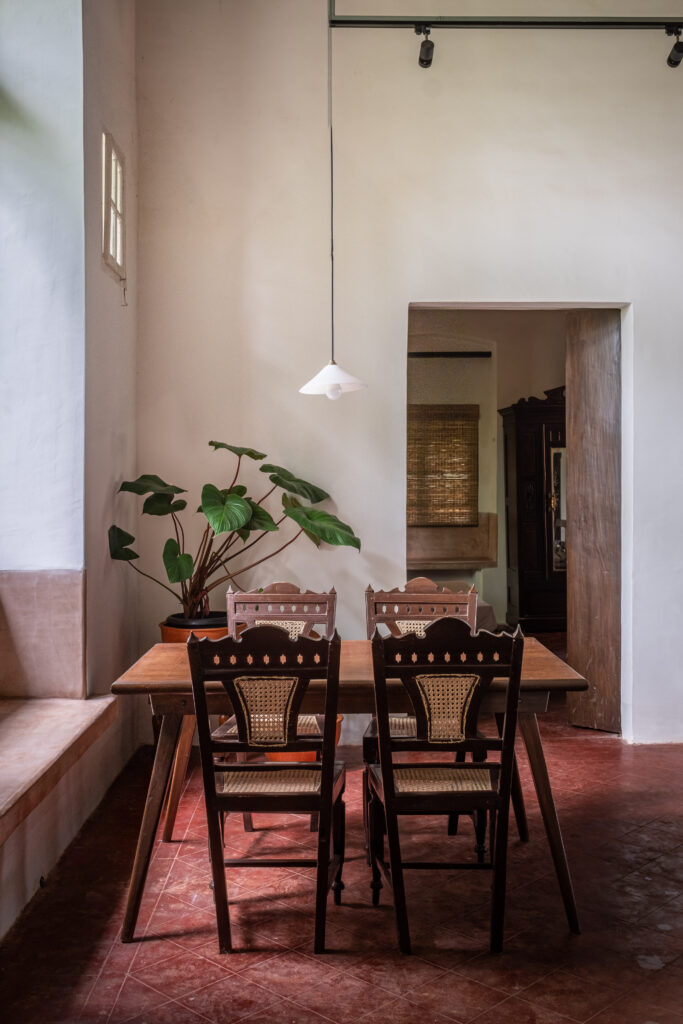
[
  {"xmin": 365, "ymin": 577, "xmax": 476, "ymax": 638},
  {"xmin": 227, "ymin": 583, "xmax": 336, "ymax": 832},
  {"xmin": 367, "ymin": 616, "xmax": 524, "ymax": 954},
  {"xmin": 227, "ymin": 582, "xmax": 336, "ymax": 639},
  {"xmin": 161, "ymin": 584, "xmax": 336, "ymax": 841},
  {"xmin": 362, "ymin": 578, "xmax": 528, "ymax": 852},
  {"xmin": 188, "ymin": 625, "xmax": 346, "ymax": 954}
]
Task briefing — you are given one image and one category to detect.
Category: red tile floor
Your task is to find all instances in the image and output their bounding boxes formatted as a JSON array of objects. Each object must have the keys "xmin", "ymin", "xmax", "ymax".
[{"xmin": 2, "ymin": 714, "xmax": 683, "ymax": 1024}]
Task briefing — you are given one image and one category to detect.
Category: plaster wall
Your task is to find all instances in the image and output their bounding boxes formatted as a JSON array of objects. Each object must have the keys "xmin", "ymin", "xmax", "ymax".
[
  {"xmin": 136, "ymin": 0, "xmax": 683, "ymax": 741},
  {"xmin": 83, "ymin": 0, "xmax": 139, "ymax": 698},
  {"xmin": 0, "ymin": 0, "xmax": 85, "ymax": 569}
]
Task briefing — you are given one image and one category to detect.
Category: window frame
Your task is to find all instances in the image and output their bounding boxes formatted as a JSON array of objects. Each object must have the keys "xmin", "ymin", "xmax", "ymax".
[{"xmin": 101, "ymin": 131, "xmax": 126, "ymax": 280}]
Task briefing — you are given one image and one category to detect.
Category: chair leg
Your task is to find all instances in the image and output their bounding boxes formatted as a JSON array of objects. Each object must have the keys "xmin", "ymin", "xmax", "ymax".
[
  {"xmin": 474, "ymin": 809, "xmax": 488, "ymax": 863},
  {"xmin": 447, "ymin": 750, "xmax": 467, "ymax": 835},
  {"xmin": 332, "ymin": 796, "xmax": 345, "ymax": 905},
  {"xmin": 309, "ymin": 812, "xmax": 320, "ymax": 832},
  {"xmin": 384, "ymin": 805, "xmax": 411, "ymax": 954},
  {"xmin": 234, "ymin": 752, "xmax": 255, "ymax": 832},
  {"xmin": 496, "ymin": 712, "xmax": 529, "ymax": 842},
  {"xmin": 362, "ymin": 766, "xmax": 371, "ymax": 863},
  {"xmin": 207, "ymin": 810, "xmax": 231, "ymax": 953},
  {"xmin": 313, "ymin": 805, "xmax": 333, "ymax": 954},
  {"xmin": 162, "ymin": 715, "xmax": 196, "ymax": 842},
  {"xmin": 490, "ymin": 805, "xmax": 510, "ymax": 954},
  {"xmin": 368, "ymin": 793, "xmax": 383, "ymax": 906}
]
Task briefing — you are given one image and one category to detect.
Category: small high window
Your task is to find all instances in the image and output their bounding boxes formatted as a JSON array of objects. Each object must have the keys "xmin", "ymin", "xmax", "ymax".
[{"xmin": 102, "ymin": 132, "xmax": 125, "ymax": 278}]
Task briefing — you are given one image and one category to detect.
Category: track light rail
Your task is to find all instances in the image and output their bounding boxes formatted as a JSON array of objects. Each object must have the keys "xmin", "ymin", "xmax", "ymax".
[{"xmin": 328, "ymin": 4, "xmax": 682, "ymax": 33}]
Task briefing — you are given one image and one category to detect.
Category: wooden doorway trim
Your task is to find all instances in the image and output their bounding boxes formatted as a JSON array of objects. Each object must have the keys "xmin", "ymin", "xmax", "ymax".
[{"xmin": 566, "ymin": 310, "xmax": 621, "ymax": 732}]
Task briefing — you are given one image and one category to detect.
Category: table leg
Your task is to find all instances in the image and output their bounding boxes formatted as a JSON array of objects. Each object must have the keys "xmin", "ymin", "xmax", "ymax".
[
  {"xmin": 121, "ymin": 712, "xmax": 183, "ymax": 942},
  {"xmin": 162, "ymin": 715, "xmax": 196, "ymax": 842},
  {"xmin": 518, "ymin": 712, "xmax": 580, "ymax": 934}
]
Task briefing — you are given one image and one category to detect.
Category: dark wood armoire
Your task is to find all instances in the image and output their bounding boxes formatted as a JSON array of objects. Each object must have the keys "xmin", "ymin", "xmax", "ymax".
[{"xmin": 499, "ymin": 387, "xmax": 566, "ymax": 632}]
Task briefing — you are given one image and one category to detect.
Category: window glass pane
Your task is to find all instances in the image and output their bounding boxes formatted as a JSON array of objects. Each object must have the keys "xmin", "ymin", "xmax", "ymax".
[
  {"xmin": 116, "ymin": 215, "xmax": 122, "ymax": 266},
  {"xmin": 116, "ymin": 161, "xmax": 123, "ymax": 211},
  {"xmin": 110, "ymin": 151, "xmax": 117, "ymax": 203},
  {"xmin": 109, "ymin": 212, "xmax": 117, "ymax": 259}
]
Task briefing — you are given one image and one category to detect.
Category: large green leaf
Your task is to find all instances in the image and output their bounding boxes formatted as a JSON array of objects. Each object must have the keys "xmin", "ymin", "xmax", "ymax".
[
  {"xmin": 201, "ymin": 484, "xmax": 252, "ymax": 535},
  {"xmin": 108, "ymin": 525, "xmax": 139, "ymax": 561},
  {"xmin": 284, "ymin": 506, "xmax": 361, "ymax": 550},
  {"xmin": 119, "ymin": 474, "xmax": 185, "ymax": 496},
  {"xmin": 282, "ymin": 493, "xmax": 320, "ymax": 547},
  {"xmin": 142, "ymin": 493, "xmax": 188, "ymax": 516},
  {"xmin": 243, "ymin": 499, "xmax": 279, "ymax": 534},
  {"xmin": 260, "ymin": 463, "xmax": 330, "ymax": 504},
  {"xmin": 162, "ymin": 539, "xmax": 194, "ymax": 583},
  {"xmin": 209, "ymin": 441, "xmax": 267, "ymax": 460}
]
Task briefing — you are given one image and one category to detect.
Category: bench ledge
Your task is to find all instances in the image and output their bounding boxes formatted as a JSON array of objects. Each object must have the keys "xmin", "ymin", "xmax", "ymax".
[{"xmin": 0, "ymin": 696, "xmax": 119, "ymax": 846}]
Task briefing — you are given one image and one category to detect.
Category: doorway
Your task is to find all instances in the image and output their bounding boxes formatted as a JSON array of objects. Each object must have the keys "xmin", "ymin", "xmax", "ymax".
[{"xmin": 406, "ymin": 304, "xmax": 622, "ymax": 734}]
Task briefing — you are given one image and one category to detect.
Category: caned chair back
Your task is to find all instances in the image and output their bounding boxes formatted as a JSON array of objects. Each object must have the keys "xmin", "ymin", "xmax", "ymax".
[
  {"xmin": 188, "ymin": 626, "xmax": 341, "ymax": 801},
  {"xmin": 227, "ymin": 582, "xmax": 336, "ymax": 640},
  {"xmin": 365, "ymin": 577, "xmax": 477, "ymax": 639},
  {"xmin": 371, "ymin": 617, "xmax": 523, "ymax": 793}
]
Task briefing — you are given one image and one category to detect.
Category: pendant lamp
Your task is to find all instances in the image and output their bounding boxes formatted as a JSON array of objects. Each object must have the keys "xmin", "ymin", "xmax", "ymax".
[{"xmin": 300, "ymin": 22, "xmax": 366, "ymax": 400}]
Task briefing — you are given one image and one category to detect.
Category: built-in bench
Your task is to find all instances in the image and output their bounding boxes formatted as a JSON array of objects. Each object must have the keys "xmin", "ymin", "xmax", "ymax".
[
  {"xmin": 0, "ymin": 696, "xmax": 118, "ymax": 848},
  {"xmin": 0, "ymin": 570, "xmax": 131, "ymax": 939}
]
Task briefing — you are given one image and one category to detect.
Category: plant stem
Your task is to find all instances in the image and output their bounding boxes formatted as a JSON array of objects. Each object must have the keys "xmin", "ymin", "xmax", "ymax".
[
  {"xmin": 228, "ymin": 454, "xmax": 242, "ymax": 492},
  {"xmin": 127, "ymin": 561, "xmax": 182, "ymax": 602},
  {"xmin": 205, "ymin": 529, "xmax": 303, "ymax": 595}
]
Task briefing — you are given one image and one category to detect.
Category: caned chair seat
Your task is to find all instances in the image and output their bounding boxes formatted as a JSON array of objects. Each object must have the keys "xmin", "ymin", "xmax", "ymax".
[
  {"xmin": 255, "ymin": 618, "xmax": 306, "ymax": 639},
  {"xmin": 217, "ymin": 765, "xmax": 343, "ymax": 796},
  {"xmin": 388, "ymin": 715, "xmax": 417, "ymax": 737},
  {"xmin": 220, "ymin": 713, "xmax": 321, "ymax": 738},
  {"xmin": 370, "ymin": 763, "xmax": 499, "ymax": 795}
]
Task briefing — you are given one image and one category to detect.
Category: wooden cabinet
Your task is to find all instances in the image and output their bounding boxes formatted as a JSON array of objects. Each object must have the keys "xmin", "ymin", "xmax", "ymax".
[{"xmin": 499, "ymin": 387, "xmax": 566, "ymax": 631}]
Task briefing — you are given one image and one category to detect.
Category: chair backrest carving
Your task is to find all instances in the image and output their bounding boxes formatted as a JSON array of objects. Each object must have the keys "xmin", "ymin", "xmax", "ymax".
[
  {"xmin": 227, "ymin": 582, "xmax": 336, "ymax": 640},
  {"xmin": 188, "ymin": 624, "xmax": 341, "ymax": 753},
  {"xmin": 365, "ymin": 577, "xmax": 477, "ymax": 639},
  {"xmin": 370, "ymin": 617, "xmax": 524, "ymax": 779}
]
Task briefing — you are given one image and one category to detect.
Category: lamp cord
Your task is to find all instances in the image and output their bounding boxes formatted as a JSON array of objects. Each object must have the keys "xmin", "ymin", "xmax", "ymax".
[{"xmin": 328, "ymin": 21, "xmax": 335, "ymax": 365}]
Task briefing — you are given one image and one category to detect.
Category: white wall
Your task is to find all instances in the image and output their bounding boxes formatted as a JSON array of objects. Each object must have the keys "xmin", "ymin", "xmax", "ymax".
[
  {"xmin": 83, "ymin": 0, "xmax": 139, "ymax": 697},
  {"xmin": 0, "ymin": 0, "xmax": 85, "ymax": 570},
  {"xmin": 136, "ymin": 1, "xmax": 683, "ymax": 741}
]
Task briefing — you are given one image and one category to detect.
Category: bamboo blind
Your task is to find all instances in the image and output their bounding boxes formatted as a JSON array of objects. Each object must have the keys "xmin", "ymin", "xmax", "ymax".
[{"xmin": 407, "ymin": 404, "xmax": 479, "ymax": 527}]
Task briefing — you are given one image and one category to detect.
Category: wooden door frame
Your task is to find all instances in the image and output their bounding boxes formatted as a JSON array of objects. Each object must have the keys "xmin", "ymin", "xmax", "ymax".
[{"xmin": 406, "ymin": 301, "xmax": 629, "ymax": 736}]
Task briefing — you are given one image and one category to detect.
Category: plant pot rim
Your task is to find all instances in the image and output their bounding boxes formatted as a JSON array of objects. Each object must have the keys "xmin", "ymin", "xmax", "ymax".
[{"xmin": 163, "ymin": 611, "xmax": 228, "ymax": 629}]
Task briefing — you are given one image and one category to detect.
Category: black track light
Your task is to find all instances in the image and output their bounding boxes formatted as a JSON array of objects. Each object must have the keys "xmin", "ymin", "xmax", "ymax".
[
  {"xmin": 668, "ymin": 40, "xmax": 683, "ymax": 67},
  {"xmin": 415, "ymin": 24, "xmax": 434, "ymax": 69}
]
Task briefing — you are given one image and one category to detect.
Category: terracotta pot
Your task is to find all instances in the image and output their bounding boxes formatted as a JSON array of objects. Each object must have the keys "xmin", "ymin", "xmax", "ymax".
[
  {"xmin": 159, "ymin": 611, "xmax": 228, "ymax": 643},
  {"xmin": 266, "ymin": 714, "xmax": 343, "ymax": 762}
]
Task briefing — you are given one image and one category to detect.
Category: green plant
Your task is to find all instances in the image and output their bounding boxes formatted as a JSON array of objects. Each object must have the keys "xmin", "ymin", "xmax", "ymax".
[{"xmin": 108, "ymin": 441, "xmax": 360, "ymax": 620}]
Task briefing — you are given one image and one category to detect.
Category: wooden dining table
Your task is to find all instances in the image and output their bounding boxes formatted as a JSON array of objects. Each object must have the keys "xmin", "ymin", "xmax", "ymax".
[{"xmin": 112, "ymin": 636, "xmax": 587, "ymax": 943}]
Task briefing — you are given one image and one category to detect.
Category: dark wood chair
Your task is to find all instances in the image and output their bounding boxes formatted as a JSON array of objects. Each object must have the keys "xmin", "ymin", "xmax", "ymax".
[
  {"xmin": 227, "ymin": 583, "xmax": 336, "ymax": 832},
  {"xmin": 188, "ymin": 625, "xmax": 346, "ymax": 954},
  {"xmin": 367, "ymin": 616, "xmax": 524, "ymax": 954},
  {"xmin": 362, "ymin": 578, "xmax": 528, "ymax": 853}
]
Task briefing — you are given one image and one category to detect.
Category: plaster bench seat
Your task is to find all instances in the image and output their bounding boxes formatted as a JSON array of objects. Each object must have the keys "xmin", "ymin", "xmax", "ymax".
[{"xmin": 0, "ymin": 697, "xmax": 118, "ymax": 847}]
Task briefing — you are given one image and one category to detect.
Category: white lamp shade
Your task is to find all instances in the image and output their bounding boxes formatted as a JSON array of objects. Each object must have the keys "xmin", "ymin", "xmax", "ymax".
[{"xmin": 299, "ymin": 360, "xmax": 367, "ymax": 399}]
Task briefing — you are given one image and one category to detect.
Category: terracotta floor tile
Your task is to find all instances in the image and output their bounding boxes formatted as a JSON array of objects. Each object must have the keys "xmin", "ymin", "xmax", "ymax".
[
  {"xmin": 178, "ymin": 971, "xmax": 280, "ymax": 1023},
  {"xmin": 131, "ymin": 947, "xmax": 235, "ymax": 999},
  {"xmin": 405, "ymin": 971, "xmax": 508, "ymax": 1022},
  {"xmin": 470, "ymin": 994, "xmax": 577, "ymax": 1023},
  {"xmin": 292, "ymin": 972, "xmax": 397, "ymax": 1023},
  {"xmin": 515, "ymin": 968, "xmax": 621, "ymax": 1022}
]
